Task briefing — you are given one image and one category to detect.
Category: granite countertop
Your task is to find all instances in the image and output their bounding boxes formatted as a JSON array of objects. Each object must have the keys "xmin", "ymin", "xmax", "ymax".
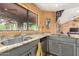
[
  {"xmin": 0, "ymin": 33, "xmax": 79, "ymax": 54},
  {"xmin": 49, "ymin": 34, "xmax": 79, "ymax": 39},
  {"xmin": 0, "ymin": 33, "xmax": 53, "ymax": 54}
]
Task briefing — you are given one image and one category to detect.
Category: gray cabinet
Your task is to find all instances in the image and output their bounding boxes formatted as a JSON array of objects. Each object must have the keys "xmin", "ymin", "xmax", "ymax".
[
  {"xmin": 0, "ymin": 40, "xmax": 39, "ymax": 56},
  {"xmin": 30, "ymin": 46, "xmax": 37, "ymax": 56},
  {"xmin": 49, "ymin": 40, "xmax": 60, "ymax": 55},
  {"xmin": 47, "ymin": 36, "xmax": 76, "ymax": 56},
  {"xmin": 21, "ymin": 46, "xmax": 36, "ymax": 56},
  {"xmin": 41, "ymin": 38, "xmax": 48, "ymax": 52},
  {"xmin": 48, "ymin": 38, "xmax": 61, "ymax": 55},
  {"xmin": 0, "ymin": 45, "xmax": 26, "ymax": 56},
  {"xmin": 61, "ymin": 43, "xmax": 75, "ymax": 56},
  {"xmin": 76, "ymin": 39, "xmax": 79, "ymax": 56},
  {"xmin": 77, "ymin": 46, "xmax": 79, "ymax": 56}
]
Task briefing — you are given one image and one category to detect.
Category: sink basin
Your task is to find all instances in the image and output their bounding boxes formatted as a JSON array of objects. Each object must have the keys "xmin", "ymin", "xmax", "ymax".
[
  {"xmin": 23, "ymin": 36, "xmax": 33, "ymax": 41},
  {"xmin": 1, "ymin": 38, "xmax": 17, "ymax": 46},
  {"xmin": 1, "ymin": 36, "xmax": 33, "ymax": 46}
]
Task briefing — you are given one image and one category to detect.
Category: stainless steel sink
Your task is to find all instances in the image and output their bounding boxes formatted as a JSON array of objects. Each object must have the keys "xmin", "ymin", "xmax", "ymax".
[
  {"xmin": 1, "ymin": 36, "xmax": 33, "ymax": 46},
  {"xmin": 23, "ymin": 36, "xmax": 33, "ymax": 41},
  {"xmin": 1, "ymin": 38, "xmax": 17, "ymax": 45}
]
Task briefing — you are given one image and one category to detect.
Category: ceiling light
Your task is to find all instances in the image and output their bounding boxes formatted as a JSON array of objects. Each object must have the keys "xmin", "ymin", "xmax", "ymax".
[
  {"xmin": 77, "ymin": 10, "xmax": 79, "ymax": 13},
  {"xmin": 55, "ymin": 4, "xmax": 58, "ymax": 7},
  {"xmin": 4, "ymin": 8, "xmax": 8, "ymax": 11},
  {"xmin": 0, "ymin": 19, "xmax": 4, "ymax": 22}
]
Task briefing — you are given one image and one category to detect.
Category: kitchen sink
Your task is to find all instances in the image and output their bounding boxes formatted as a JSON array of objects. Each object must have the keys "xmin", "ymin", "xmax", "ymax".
[
  {"xmin": 23, "ymin": 36, "xmax": 33, "ymax": 41},
  {"xmin": 1, "ymin": 36, "xmax": 33, "ymax": 46}
]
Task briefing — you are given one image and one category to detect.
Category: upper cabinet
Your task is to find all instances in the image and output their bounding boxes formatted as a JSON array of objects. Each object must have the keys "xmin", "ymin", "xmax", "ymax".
[{"xmin": 0, "ymin": 3, "xmax": 38, "ymax": 31}]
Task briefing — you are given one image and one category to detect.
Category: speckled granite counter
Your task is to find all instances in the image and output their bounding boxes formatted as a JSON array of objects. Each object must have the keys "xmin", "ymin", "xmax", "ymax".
[{"xmin": 0, "ymin": 33, "xmax": 53, "ymax": 54}]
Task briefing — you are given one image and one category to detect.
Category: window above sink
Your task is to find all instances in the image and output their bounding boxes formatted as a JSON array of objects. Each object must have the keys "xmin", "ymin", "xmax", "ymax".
[{"xmin": 0, "ymin": 3, "xmax": 38, "ymax": 31}]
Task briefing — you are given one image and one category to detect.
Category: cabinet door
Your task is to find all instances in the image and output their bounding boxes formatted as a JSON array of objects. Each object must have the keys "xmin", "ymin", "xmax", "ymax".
[
  {"xmin": 77, "ymin": 46, "xmax": 79, "ymax": 56},
  {"xmin": 22, "ymin": 50, "xmax": 32, "ymax": 56},
  {"xmin": 76, "ymin": 43, "xmax": 79, "ymax": 56},
  {"xmin": 0, "ymin": 45, "xmax": 26, "ymax": 56},
  {"xmin": 21, "ymin": 46, "xmax": 37, "ymax": 56},
  {"xmin": 0, "ymin": 52, "xmax": 9, "ymax": 56},
  {"xmin": 77, "ymin": 40, "xmax": 79, "ymax": 56},
  {"xmin": 61, "ymin": 43, "xmax": 74, "ymax": 56},
  {"xmin": 48, "ymin": 39, "xmax": 61, "ymax": 55},
  {"xmin": 41, "ymin": 39, "xmax": 48, "ymax": 52},
  {"xmin": 31, "ymin": 46, "xmax": 37, "ymax": 56},
  {"xmin": 19, "ymin": 40, "xmax": 38, "ymax": 56}
]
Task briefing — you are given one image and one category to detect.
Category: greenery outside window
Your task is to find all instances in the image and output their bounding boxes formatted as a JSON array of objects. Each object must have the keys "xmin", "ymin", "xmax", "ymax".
[{"xmin": 0, "ymin": 3, "xmax": 38, "ymax": 31}]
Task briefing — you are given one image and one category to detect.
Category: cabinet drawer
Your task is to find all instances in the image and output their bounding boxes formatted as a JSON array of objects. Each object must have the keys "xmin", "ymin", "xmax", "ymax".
[
  {"xmin": 48, "ymin": 36, "xmax": 75, "ymax": 43},
  {"xmin": 61, "ymin": 44, "xmax": 74, "ymax": 56}
]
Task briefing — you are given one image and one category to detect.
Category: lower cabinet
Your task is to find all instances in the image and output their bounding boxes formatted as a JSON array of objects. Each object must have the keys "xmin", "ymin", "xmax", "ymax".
[
  {"xmin": 0, "ymin": 40, "xmax": 39, "ymax": 56},
  {"xmin": 0, "ymin": 36, "xmax": 78, "ymax": 56},
  {"xmin": 47, "ymin": 36, "xmax": 76, "ymax": 56},
  {"xmin": 48, "ymin": 39, "xmax": 61, "ymax": 55},
  {"xmin": 41, "ymin": 37, "xmax": 48, "ymax": 53},
  {"xmin": 61, "ymin": 43, "xmax": 75, "ymax": 56},
  {"xmin": 76, "ymin": 40, "xmax": 79, "ymax": 56},
  {"xmin": 77, "ymin": 46, "xmax": 79, "ymax": 56},
  {"xmin": 21, "ymin": 46, "xmax": 37, "ymax": 56}
]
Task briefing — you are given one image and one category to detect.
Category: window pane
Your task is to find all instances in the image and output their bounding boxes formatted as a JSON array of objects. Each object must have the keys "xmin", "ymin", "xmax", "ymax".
[
  {"xmin": 28, "ymin": 11, "xmax": 38, "ymax": 31},
  {"xmin": 0, "ymin": 3, "xmax": 28, "ymax": 31}
]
